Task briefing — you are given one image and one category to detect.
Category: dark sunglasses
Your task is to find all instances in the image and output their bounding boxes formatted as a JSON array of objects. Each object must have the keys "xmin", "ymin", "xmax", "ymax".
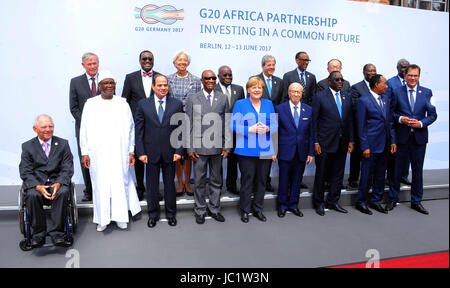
[
  {"xmin": 203, "ymin": 76, "xmax": 217, "ymax": 80},
  {"xmin": 222, "ymin": 73, "xmax": 232, "ymax": 77},
  {"xmin": 334, "ymin": 78, "xmax": 345, "ymax": 82},
  {"xmin": 141, "ymin": 57, "xmax": 153, "ymax": 61}
]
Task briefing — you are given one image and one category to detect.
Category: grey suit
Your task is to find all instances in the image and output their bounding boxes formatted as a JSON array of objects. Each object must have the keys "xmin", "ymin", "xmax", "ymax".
[{"xmin": 185, "ymin": 90, "xmax": 231, "ymax": 215}]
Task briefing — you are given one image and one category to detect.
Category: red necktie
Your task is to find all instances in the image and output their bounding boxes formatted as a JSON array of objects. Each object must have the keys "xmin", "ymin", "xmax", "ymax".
[
  {"xmin": 143, "ymin": 71, "xmax": 154, "ymax": 77},
  {"xmin": 91, "ymin": 77, "xmax": 97, "ymax": 97}
]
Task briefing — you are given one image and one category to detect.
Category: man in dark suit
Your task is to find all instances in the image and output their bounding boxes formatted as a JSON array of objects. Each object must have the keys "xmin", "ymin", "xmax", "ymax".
[
  {"xmin": 19, "ymin": 115, "xmax": 74, "ymax": 247},
  {"xmin": 316, "ymin": 59, "xmax": 351, "ymax": 94},
  {"xmin": 275, "ymin": 83, "xmax": 314, "ymax": 218},
  {"xmin": 253, "ymin": 55, "xmax": 286, "ymax": 192},
  {"xmin": 135, "ymin": 74, "xmax": 183, "ymax": 228},
  {"xmin": 69, "ymin": 52, "xmax": 99, "ymax": 201},
  {"xmin": 312, "ymin": 71, "xmax": 354, "ymax": 216},
  {"xmin": 386, "ymin": 59, "xmax": 412, "ymax": 187},
  {"xmin": 348, "ymin": 63, "xmax": 377, "ymax": 189},
  {"xmin": 388, "ymin": 64, "xmax": 437, "ymax": 214},
  {"xmin": 214, "ymin": 65, "xmax": 245, "ymax": 195},
  {"xmin": 282, "ymin": 51, "xmax": 317, "ymax": 106},
  {"xmin": 186, "ymin": 70, "xmax": 231, "ymax": 224},
  {"xmin": 355, "ymin": 75, "xmax": 396, "ymax": 215},
  {"xmin": 122, "ymin": 50, "xmax": 161, "ymax": 200}
]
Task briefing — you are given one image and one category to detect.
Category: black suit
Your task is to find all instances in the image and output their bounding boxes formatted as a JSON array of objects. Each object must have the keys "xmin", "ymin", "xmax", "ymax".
[
  {"xmin": 214, "ymin": 83, "xmax": 245, "ymax": 192},
  {"xmin": 312, "ymin": 88, "xmax": 354, "ymax": 207},
  {"xmin": 348, "ymin": 80, "xmax": 371, "ymax": 184},
  {"xmin": 19, "ymin": 136, "xmax": 74, "ymax": 239},
  {"xmin": 254, "ymin": 73, "xmax": 286, "ymax": 107},
  {"xmin": 282, "ymin": 69, "xmax": 317, "ymax": 105},
  {"xmin": 122, "ymin": 70, "xmax": 161, "ymax": 197},
  {"xmin": 69, "ymin": 74, "xmax": 98, "ymax": 196},
  {"xmin": 135, "ymin": 95, "xmax": 183, "ymax": 219}
]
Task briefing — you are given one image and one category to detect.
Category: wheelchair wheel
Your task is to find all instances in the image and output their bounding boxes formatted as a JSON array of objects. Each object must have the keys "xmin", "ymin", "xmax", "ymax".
[
  {"xmin": 19, "ymin": 239, "xmax": 33, "ymax": 251},
  {"xmin": 70, "ymin": 184, "xmax": 78, "ymax": 234}
]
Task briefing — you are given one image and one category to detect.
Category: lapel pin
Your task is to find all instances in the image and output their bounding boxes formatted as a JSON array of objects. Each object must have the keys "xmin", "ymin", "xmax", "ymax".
[
  {"xmin": 302, "ymin": 108, "xmax": 305, "ymax": 112},
  {"xmin": 55, "ymin": 142, "xmax": 58, "ymax": 146},
  {"xmin": 342, "ymin": 96, "xmax": 346, "ymax": 100},
  {"xmin": 274, "ymin": 81, "xmax": 277, "ymax": 85},
  {"xmin": 419, "ymin": 90, "xmax": 422, "ymax": 93},
  {"xmin": 233, "ymin": 91, "xmax": 236, "ymax": 95}
]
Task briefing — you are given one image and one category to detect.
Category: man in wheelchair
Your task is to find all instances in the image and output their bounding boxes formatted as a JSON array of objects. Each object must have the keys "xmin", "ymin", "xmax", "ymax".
[{"xmin": 19, "ymin": 114, "xmax": 74, "ymax": 248}]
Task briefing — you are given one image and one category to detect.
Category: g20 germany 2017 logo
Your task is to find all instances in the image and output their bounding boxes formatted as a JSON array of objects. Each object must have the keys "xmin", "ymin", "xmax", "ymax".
[{"xmin": 135, "ymin": 4, "xmax": 184, "ymax": 25}]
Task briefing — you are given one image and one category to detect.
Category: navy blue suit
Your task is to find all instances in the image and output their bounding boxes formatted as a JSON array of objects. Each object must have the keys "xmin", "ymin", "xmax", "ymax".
[
  {"xmin": 312, "ymin": 88, "xmax": 354, "ymax": 207},
  {"xmin": 276, "ymin": 101, "xmax": 313, "ymax": 210},
  {"xmin": 356, "ymin": 92, "xmax": 395, "ymax": 206},
  {"xmin": 390, "ymin": 85, "xmax": 437, "ymax": 204},
  {"xmin": 135, "ymin": 95, "xmax": 184, "ymax": 219}
]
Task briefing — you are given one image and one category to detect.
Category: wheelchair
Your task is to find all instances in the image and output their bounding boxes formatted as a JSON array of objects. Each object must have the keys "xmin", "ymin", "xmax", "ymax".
[{"xmin": 18, "ymin": 182, "xmax": 78, "ymax": 251}]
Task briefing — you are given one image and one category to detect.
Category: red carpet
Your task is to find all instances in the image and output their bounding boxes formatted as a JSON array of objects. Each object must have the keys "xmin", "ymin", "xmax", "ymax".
[{"xmin": 331, "ymin": 251, "xmax": 449, "ymax": 268}]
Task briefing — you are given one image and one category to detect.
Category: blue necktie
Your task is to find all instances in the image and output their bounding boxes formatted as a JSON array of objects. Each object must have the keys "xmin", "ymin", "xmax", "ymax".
[
  {"xmin": 266, "ymin": 78, "xmax": 272, "ymax": 98},
  {"xmin": 158, "ymin": 100, "xmax": 164, "ymax": 123},
  {"xmin": 293, "ymin": 106, "xmax": 299, "ymax": 128},
  {"xmin": 335, "ymin": 92, "xmax": 342, "ymax": 118},
  {"xmin": 409, "ymin": 90, "xmax": 415, "ymax": 112},
  {"xmin": 402, "ymin": 79, "xmax": 406, "ymax": 86},
  {"xmin": 378, "ymin": 96, "xmax": 384, "ymax": 113},
  {"xmin": 299, "ymin": 72, "xmax": 305, "ymax": 87}
]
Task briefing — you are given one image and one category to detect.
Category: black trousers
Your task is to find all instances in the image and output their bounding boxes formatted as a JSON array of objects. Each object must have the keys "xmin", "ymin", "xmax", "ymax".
[
  {"xmin": 146, "ymin": 158, "xmax": 176, "ymax": 219},
  {"xmin": 226, "ymin": 151, "xmax": 239, "ymax": 191},
  {"xmin": 25, "ymin": 184, "xmax": 70, "ymax": 239},
  {"xmin": 237, "ymin": 155, "xmax": 271, "ymax": 213}
]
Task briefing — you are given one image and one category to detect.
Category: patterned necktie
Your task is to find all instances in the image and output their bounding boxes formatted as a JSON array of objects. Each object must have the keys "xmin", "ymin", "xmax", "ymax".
[
  {"xmin": 158, "ymin": 100, "xmax": 164, "ymax": 123},
  {"xmin": 42, "ymin": 142, "xmax": 49, "ymax": 158},
  {"xmin": 266, "ymin": 78, "xmax": 272, "ymax": 98},
  {"xmin": 299, "ymin": 72, "xmax": 305, "ymax": 87},
  {"xmin": 91, "ymin": 77, "xmax": 96, "ymax": 97},
  {"xmin": 225, "ymin": 87, "xmax": 231, "ymax": 105},
  {"xmin": 378, "ymin": 96, "xmax": 384, "ymax": 113},
  {"xmin": 294, "ymin": 106, "xmax": 300, "ymax": 128},
  {"xmin": 335, "ymin": 92, "xmax": 342, "ymax": 118},
  {"xmin": 409, "ymin": 90, "xmax": 415, "ymax": 111},
  {"xmin": 207, "ymin": 94, "xmax": 212, "ymax": 106}
]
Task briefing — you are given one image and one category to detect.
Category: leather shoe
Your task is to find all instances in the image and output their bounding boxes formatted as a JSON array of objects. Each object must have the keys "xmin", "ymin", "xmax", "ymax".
[
  {"xmin": 195, "ymin": 213, "xmax": 205, "ymax": 224},
  {"xmin": 277, "ymin": 209, "xmax": 286, "ymax": 218},
  {"xmin": 207, "ymin": 209, "xmax": 225, "ymax": 222},
  {"xmin": 241, "ymin": 212, "xmax": 249, "ymax": 223},
  {"xmin": 253, "ymin": 211, "xmax": 267, "ymax": 222},
  {"xmin": 401, "ymin": 178, "xmax": 412, "ymax": 186},
  {"xmin": 369, "ymin": 203, "xmax": 388, "ymax": 214},
  {"xmin": 411, "ymin": 203, "xmax": 429, "ymax": 215},
  {"xmin": 300, "ymin": 182, "xmax": 308, "ymax": 189},
  {"xmin": 348, "ymin": 181, "xmax": 359, "ymax": 189},
  {"xmin": 326, "ymin": 203, "xmax": 348, "ymax": 213},
  {"xmin": 147, "ymin": 217, "xmax": 159, "ymax": 228},
  {"xmin": 355, "ymin": 204, "xmax": 373, "ymax": 215},
  {"xmin": 315, "ymin": 204, "xmax": 325, "ymax": 216},
  {"xmin": 385, "ymin": 201, "xmax": 397, "ymax": 211},
  {"xmin": 167, "ymin": 217, "xmax": 177, "ymax": 226},
  {"xmin": 288, "ymin": 208, "xmax": 303, "ymax": 217},
  {"xmin": 31, "ymin": 236, "xmax": 45, "ymax": 248},
  {"xmin": 51, "ymin": 235, "xmax": 66, "ymax": 247}
]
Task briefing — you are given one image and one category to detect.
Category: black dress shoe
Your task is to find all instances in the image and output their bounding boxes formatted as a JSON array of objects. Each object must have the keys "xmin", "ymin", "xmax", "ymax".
[
  {"xmin": 176, "ymin": 191, "xmax": 185, "ymax": 197},
  {"xmin": 52, "ymin": 235, "xmax": 66, "ymax": 247},
  {"xmin": 207, "ymin": 209, "xmax": 225, "ymax": 222},
  {"xmin": 326, "ymin": 203, "xmax": 348, "ymax": 213},
  {"xmin": 355, "ymin": 204, "xmax": 373, "ymax": 215},
  {"xmin": 147, "ymin": 217, "xmax": 159, "ymax": 228},
  {"xmin": 241, "ymin": 212, "xmax": 249, "ymax": 223},
  {"xmin": 167, "ymin": 217, "xmax": 177, "ymax": 226},
  {"xmin": 288, "ymin": 208, "xmax": 304, "ymax": 217},
  {"xmin": 31, "ymin": 236, "xmax": 45, "ymax": 248},
  {"xmin": 385, "ymin": 201, "xmax": 397, "ymax": 211},
  {"xmin": 266, "ymin": 182, "xmax": 274, "ymax": 192},
  {"xmin": 195, "ymin": 213, "xmax": 205, "ymax": 224},
  {"xmin": 277, "ymin": 209, "xmax": 286, "ymax": 218},
  {"xmin": 341, "ymin": 184, "xmax": 348, "ymax": 190},
  {"xmin": 315, "ymin": 204, "xmax": 325, "ymax": 216},
  {"xmin": 348, "ymin": 181, "xmax": 359, "ymax": 189},
  {"xmin": 401, "ymin": 178, "xmax": 412, "ymax": 186},
  {"xmin": 369, "ymin": 203, "xmax": 388, "ymax": 214},
  {"xmin": 411, "ymin": 203, "xmax": 429, "ymax": 215},
  {"xmin": 300, "ymin": 182, "xmax": 308, "ymax": 189},
  {"xmin": 253, "ymin": 211, "xmax": 267, "ymax": 222}
]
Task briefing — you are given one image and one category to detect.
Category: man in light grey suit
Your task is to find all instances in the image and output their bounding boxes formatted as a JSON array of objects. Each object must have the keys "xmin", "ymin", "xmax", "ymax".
[{"xmin": 185, "ymin": 70, "xmax": 231, "ymax": 224}]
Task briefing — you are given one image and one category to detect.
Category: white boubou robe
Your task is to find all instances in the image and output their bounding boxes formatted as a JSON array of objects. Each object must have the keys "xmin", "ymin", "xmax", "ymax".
[{"xmin": 80, "ymin": 96, "xmax": 141, "ymax": 226}]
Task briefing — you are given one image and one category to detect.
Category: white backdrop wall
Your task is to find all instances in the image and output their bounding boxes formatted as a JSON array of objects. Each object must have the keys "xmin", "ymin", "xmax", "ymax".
[{"xmin": 0, "ymin": 0, "xmax": 448, "ymax": 185}]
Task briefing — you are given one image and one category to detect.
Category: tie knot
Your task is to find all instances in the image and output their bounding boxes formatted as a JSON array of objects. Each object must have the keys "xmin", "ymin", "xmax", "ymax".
[
  {"xmin": 91, "ymin": 77, "xmax": 95, "ymax": 81},
  {"xmin": 42, "ymin": 142, "xmax": 48, "ymax": 148},
  {"xmin": 294, "ymin": 106, "xmax": 298, "ymax": 110},
  {"xmin": 159, "ymin": 100, "xmax": 163, "ymax": 104}
]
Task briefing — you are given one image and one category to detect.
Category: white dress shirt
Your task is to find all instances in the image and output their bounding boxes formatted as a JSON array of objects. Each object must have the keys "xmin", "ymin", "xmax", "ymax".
[{"xmin": 141, "ymin": 69, "xmax": 153, "ymax": 98}]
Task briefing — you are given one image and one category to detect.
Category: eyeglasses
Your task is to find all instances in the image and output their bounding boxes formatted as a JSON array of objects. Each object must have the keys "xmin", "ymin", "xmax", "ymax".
[
  {"xmin": 298, "ymin": 58, "xmax": 311, "ymax": 63},
  {"xmin": 100, "ymin": 81, "xmax": 116, "ymax": 85},
  {"xmin": 141, "ymin": 57, "xmax": 153, "ymax": 61},
  {"xmin": 222, "ymin": 73, "xmax": 232, "ymax": 77},
  {"xmin": 203, "ymin": 76, "xmax": 217, "ymax": 81},
  {"xmin": 334, "ymin": 78, "xmax": 345, "ymax": 82}
]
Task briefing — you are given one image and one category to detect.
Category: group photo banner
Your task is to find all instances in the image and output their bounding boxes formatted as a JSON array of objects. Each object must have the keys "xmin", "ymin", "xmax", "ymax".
[{"xmin": 0, "ymin": 0, "xmax": 448, "ymax": 185}]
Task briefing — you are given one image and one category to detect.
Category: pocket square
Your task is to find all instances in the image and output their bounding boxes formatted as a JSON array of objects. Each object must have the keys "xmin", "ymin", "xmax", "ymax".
[{"xmin": 302, "ymin": 118, "xmax": 309, "ymax": 120}]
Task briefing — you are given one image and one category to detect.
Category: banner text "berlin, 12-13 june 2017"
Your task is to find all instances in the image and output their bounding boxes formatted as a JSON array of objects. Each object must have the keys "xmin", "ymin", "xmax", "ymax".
[{"xmin": 199, "ymin": 8, "xmax": 360, "ymax": 43}]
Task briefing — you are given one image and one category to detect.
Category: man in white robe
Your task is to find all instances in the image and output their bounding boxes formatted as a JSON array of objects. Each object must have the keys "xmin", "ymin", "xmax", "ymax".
[{"xmin": 80, "ymin": 70, "xmax": 141, "ymax": 232}]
